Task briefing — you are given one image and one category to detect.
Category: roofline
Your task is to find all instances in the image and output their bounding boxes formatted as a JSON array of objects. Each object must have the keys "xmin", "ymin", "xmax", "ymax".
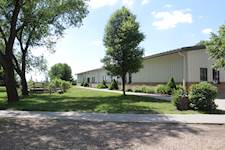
[
  {"xmin": 143, "ymin": 45, "xmax": 205, "ymax": 60},
  {"xmin": 76, "ymin": 45, "xmax": 206, "ymax": 75}
]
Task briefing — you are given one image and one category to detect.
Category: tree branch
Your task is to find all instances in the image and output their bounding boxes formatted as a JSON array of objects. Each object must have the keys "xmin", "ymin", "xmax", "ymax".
[{"xmin": 12, "ymin": 54, "xmax": 22, "ymax": 76}]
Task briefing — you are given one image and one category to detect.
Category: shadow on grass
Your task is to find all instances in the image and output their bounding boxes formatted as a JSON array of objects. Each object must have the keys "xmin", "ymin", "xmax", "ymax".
[{"xmin": 0, "ymin": 118, "xmax": 205, "ymax": 149}]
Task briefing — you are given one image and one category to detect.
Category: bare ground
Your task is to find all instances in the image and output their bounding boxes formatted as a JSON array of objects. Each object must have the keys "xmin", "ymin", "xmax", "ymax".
[{"xmin": 0, "ymin": 118, "xmax": 224, "ymax": 150}]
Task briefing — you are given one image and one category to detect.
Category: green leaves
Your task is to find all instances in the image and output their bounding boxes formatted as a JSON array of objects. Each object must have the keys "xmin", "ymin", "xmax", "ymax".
[
  {"xmin": 102, "ymin": 7, "xmax": 145, "ymax": 76},
  {"xmin": 205, "ymin": 24, "xmax": 225, "ymax": 69},
  {"xmin": 49, "ymin": 63, "xmax": 73, "ymax": 82}
]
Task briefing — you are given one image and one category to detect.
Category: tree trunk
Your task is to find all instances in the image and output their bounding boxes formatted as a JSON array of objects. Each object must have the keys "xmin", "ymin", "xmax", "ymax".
[
  {"xmin": 2, "ymin": 58, "xmax": 19, "ymax": 103},
  {"xmin": 21, "ymin": 52, "xmax": 29, "ymax": 96},
  {"xmin": 21, "ymin": 73, "xmax": 29, "ymax": 96},
  {"xmin": 122, "ymin": 75, "xmax": 126, "ymax": 96}
]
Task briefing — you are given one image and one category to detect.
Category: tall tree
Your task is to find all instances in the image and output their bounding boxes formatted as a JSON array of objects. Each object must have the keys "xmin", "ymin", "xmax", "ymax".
[
  {"xmin": 205, "ymin": 24, "xmax": 225, "ymax": 69},
  {"xmin": 49, "ymin": 63, "xmax": 73, "ymax": 82},
  {"xmin": 0, "ymin": 0, "xmax": 23, "ymax": 102},
  {"xmin": 12, "ymin": 0, "xmax": 88, "ymax": 96},
  {"xmin": 102, "ymin": 7, "xmax": 145, "ymax": 95}
]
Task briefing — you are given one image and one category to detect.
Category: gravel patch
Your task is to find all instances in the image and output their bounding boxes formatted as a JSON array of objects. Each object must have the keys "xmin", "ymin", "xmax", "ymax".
[{"xmin": 0, "ymin": 118, "xmax": 224, "ymax": 150}]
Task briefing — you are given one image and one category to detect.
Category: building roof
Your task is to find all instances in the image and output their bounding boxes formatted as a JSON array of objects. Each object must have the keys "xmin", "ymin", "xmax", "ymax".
[{"xmin": 76, "ymin": 45, "xmax": 206, "ymax": 75}]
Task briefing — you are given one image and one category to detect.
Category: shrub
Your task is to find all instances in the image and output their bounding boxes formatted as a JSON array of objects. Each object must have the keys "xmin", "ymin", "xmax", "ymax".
[
  {"xmin": 126, "ymin": 88, "xmax": 133, "ymax": 92},
  {"xmin": 80, "ymin": 82, "xmax": 84, "ymax": 86},
  {"xmin": 109, "ymin": 79, "xmax": 119, "ymax": 90},
  {"xmin": 96, "ymin": 80, "xmax": 108, "ymax": 89},
  {"xmin": 156, "ymin": 84, "xmax": 170, "ymax": 94},
  {"xmin": 172, "ymin": 89, "xmax": 189, "ymax": 110},
  {"xmin": 83, "ymin": 82, "xmax": 89, "ymax": 87},
  {"xmin": 188, "ymin": 82, "xmax": 218, "ymax": 111},
  {"xmin": 49, "ymin": 78, "xmax": 71, "ymax": 93},
  {"xmin": 134, "ymin": 87, "xmax": 142, "ymax": 92},
  {"xmin": 167, "ymin": 77, "xmax": 176, "ymax": 94}
]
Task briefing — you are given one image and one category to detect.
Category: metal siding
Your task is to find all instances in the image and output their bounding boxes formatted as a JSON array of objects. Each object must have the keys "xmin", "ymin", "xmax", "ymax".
[{"xmin": 132, "ymin": 53, "xmax": 183, "ymax": 83}]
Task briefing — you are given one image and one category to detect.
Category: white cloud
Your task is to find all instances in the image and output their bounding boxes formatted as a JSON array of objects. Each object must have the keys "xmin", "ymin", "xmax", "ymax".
[
  {"xmin": 88, "ymin": 0, "xmax": 118, "ymax": 9},
  {"xmin": 202, "ymin": 28, "xmax": 213, "ymax": 34},
  {"xmin": 91, "ymin": 40, "xmax": 104, "ymax": 48},
  {"xmin": 152, "ymin": 10, "xmax": 193, "ymax": 30},
  {"xmin": 164, "ymin": 4, "xmax": 172, "ymax": 8},
  {"xmin": 122, "ymin": 0, "xmax": 134, "ymax": 8},
  {"xmin": 141, "ymin": 0, "xmax": 150, "ymax": 5}
]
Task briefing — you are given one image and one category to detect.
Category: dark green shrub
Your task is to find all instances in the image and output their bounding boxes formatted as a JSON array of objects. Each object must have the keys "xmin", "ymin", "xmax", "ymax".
[
  {"xmin": 126, "ymin": 88, "xmax": 133, "ymax": 92},
  {"xmin": 80, "ymin": 82, "xmax": 84, "ymax": 86},
  {"xmin": 172, "ymin": 89, "xmax": 189, "ymax": 110},
  {"xmin": 96, "ymin": 80, "xmax": 108, "ymax": 89},
  {"xmin": 156, "ymin": 84, "xmax": 170, "ymax": 94},
  {"xmin": 141, "ymin": 86, "xmax": 155, "ymax": 94},
  {"xmin": 134, "ymin": 87, "xmax": 142, "ymax": 92},
  {"xmin": 188, "ymin": 82, "xmax": 218, "ymax": 111},
  {"xmin": 109, "ymin": 79, "xmax": 119, "ymax": 90},
  {"xmin": 83, "ymin": 82, "xmax": 89, "ymax": 87},
  {"xmin": 167, "ymin": 77, "xmax": 176, "ymax": 94}
]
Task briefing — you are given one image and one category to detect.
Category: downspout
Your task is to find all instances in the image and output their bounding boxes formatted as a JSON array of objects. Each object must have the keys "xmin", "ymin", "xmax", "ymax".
[{"xmin": 178, "ymin": 51, "xmax": 186, "ymax": 90}]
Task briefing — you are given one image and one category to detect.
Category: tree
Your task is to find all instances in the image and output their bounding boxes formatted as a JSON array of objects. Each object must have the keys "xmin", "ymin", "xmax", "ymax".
[
  {"xmin": 12, "ymin": 0, "xmax": 88, "ymax": 96},
  {"xmin": 0, "ymin": 0, "xmax": 23, "ymax": 102},
  {"xmin": 49, "ymin": 63, "xmax": 73, "ymax": 82},
  {"xmin": 0, "ymin": 0, "xmax": 88, "ymax": 101},
  {"xmin": 205, "ymin": 24, "xmax": 225, "ymax": 69},
  {"xmin": 102, "ymin": 7, "xmax": 145, "ymax": 95}
]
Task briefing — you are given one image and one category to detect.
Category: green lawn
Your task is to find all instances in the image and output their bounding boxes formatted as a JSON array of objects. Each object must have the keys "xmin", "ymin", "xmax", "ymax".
[{"xmin": 0, "ymin": 86, "xmax": 222, "ymax": 114}]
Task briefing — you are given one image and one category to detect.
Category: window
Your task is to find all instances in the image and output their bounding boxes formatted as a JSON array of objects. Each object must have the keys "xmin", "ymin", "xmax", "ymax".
[
  {"xmin": 200, "ymin": 68, "xmax": 207, "ymax": 81},
  {"xmin": 213, "ymin": 69, "xmax": 220, "ymax": 84}
]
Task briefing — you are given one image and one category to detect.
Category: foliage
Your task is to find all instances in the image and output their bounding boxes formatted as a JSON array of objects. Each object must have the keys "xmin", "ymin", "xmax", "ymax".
[
  {"xmin": 49, "ymin": 63, "xmax": 73, "ymax": 81},
  {"xmin": 133, "ymin": 86, "xmax": 156, "ymax": 94},
  {"xmin": 205, "ymin": 24, "xmax": 225, "ymax": 69},
  {"xmin": 109, "ymin": 79, "xmax": 119, "ymax": 90},
  {"xmin": 102, "ymin": 7, "xmax": 145, "ymax": 95},
  {"xmin": 83, "ymin": 82, "xmax": 89, "ymax": 87},
  {"xmin": 167, "ymin": 77, "xmax": 176, "ymax": 94},
  {"xmin": 80, "ymin": 82, "xmax": 84, "ymax": 86},
  {"xmin": 49, "ymin": 78, "xmax": 71, "ymax": 92},
  {"xmin": 172, "ymin": 89, "xmax": 189, "ymax": 111},
  {"xmin": 156, "ymin": 84, "xmax": 170, "ymax": 94},
  {"xmin": 96, "ymin": 80, "xmax": 108, "ymax": 89},
  {"xmin": 188, "ymin": 82, "xmax": 218, "ymax": 111},
  {"xmin": 0, "ymin": 66, "xmax": 4, "ymax": 85},
  {"xmin": 126, "ymin": 88, "xmax": 133, "ymax": 92}
]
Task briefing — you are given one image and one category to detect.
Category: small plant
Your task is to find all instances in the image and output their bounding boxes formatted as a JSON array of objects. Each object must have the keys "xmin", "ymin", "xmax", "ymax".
[
  {"xmin": 126, "ymin": 88, "xmax": 133, "ymax": 92},
  {"xmin": 96, "ymin": 80, "xmax": 108, "ymax": 89},
  {"xmin": 109, "ymin": 79, "xmax": 119, "ymax": 90},
  {"xmin": 172, "ymin": 89, "xmax": 189, "ymax": 111},
  {"xmin": 48, "ymin": 78, "xmax": 71, "ymax": 94},
  {"xmin": 167, "ymin": 77, "xmax": 177, "ymax": 95},
  {"xmin": 83, "ymin": 82, "xmax": 89, "ymax": 87},
  {"xmin": 80, "ymin": 82, "xmax": 84, "ymax": 86},
  {"xmin": 189, "ymin": 82, "xmax": 218, "ymax": 111},
  {"xmin": 156, "ymin": 84, "xmax": 170, "ymax": 94}
]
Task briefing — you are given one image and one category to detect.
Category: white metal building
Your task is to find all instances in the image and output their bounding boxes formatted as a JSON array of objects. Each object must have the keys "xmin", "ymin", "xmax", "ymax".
[{"xmin": 77, "ymin": 45, "xmax": 225, "ymax": 94}]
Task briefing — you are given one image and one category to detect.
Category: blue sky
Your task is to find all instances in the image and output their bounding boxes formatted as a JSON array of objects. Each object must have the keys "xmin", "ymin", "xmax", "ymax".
[{"xmin": 31, "ymin": 0, "xmax": 225, "ymax": 81}]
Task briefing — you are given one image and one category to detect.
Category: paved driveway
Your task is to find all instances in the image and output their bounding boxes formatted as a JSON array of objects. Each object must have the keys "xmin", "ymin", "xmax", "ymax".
[
  {"xmin": 215, "ymin": 99, "xmax": 225, "ymax": 110},
  {"xmin": 0, "ymin": 118, "xmax": 224, "ymax": 150}
]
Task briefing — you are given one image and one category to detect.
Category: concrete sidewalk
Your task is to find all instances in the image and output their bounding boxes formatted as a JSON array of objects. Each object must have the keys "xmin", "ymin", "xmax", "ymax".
[
  {"xmin": 0, "ymin": 110, "xmax": 225, "ymax": 124},
  {"xmin": 78, "ymin": 86, "xmax": 172, "ymax": 101}
]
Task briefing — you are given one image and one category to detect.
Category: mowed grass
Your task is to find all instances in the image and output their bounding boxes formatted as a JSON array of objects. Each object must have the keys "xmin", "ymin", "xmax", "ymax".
[{"xmin": 0, "ymin": 86, "xmax": 206, "ymax": 114}]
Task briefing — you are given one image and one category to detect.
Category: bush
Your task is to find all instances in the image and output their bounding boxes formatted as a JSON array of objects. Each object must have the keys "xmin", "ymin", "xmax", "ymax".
[
  {"xmin": 188, "ymin": 82, "xmax": 218, "ymax": 111},
  {"xmin": 167, "ymin": 77, "xmax": 176, "ymax": 94},
  {"xmin": 126, "ymin": 88, "xmax": 133, "ymax": 92},
  {"xmin": 109, "ymin": 79, "xmax": 119, "ymax": 90},
  {"xmin": 80, "ymin": 82, "xmax": 84, "ymax": 86},
  {"xmin": 96, "ymin": 80, "xmax": 108, "ymax": 89},
  {"xmin": 156, "ymin": 84, "xmax": 170, "ymax": 94},
  {"xmin": 83, "ymin": 82, "xmax": 89, "ymax": 87},
  {"xmin": 133, "ymin": 86, "xmax": 156, "ymax": 94},
  {"xmin": 49, "ymin": 78, "xmax": 71, "ymax": 93},
  {"xmin": 172, "ymin": 89, "xmax": 189, "ymax": 110}
]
